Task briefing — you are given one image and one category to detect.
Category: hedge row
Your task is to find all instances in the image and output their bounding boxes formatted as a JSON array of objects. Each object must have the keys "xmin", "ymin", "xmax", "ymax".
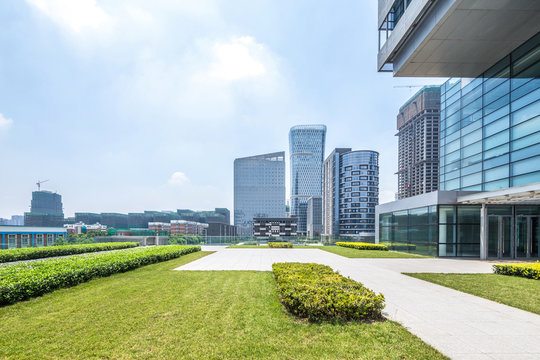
[
  {"xmin": 0, "ymin": 242, "xmax": 139, "ymax": 263},
  {"xmin": 268, "ymin": 242, "xmax": 293, "ymax": 248},
  {"xmin": 336, "ymin": 242, "xmax": 388, "ymax": 251},
  {"xmin": 0, "ymin": 245, "xmax": 200, "ymax": 306},
  {"xmin": 272, "ymin": 262, "xmax": 385, "ymax": 322},
  {"xmin": 386, "ymin": 243, "xmax": 417, "ymax": 251},
  {"xmin": 493, "ymin": 262, "xmax": 540, "ymax": 280}
]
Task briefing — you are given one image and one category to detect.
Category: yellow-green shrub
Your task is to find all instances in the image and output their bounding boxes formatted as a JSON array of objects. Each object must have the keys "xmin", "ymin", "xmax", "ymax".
[
  {"xmin": 336, "ymin": 242, "xmax": 388, "ymax": 251},
  {"xmin": 493, "ymin": 262, "xmax": 540, "ymax": 280},
  {"xmin": 272, "ymin": 262, "xmax": 385, "ymax": 322},
  {"xmin": 268, "ymin": 242, "xmax": 293, "ymax": 248}
]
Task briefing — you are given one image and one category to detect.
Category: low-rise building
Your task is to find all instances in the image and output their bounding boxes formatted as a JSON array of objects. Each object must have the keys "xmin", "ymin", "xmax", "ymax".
[
  {"xmin": 0, "ymin": 226, "xmax": 67, "ymax": 249},
  {"xmin": 253, "ymin": 217, "xmax": 297, "ymax": 237},
  {"xmin": 148, "ymin": 222, "xmax": 171, "ymax": 234},
  {"xmin": 170, "ymin": 220, "xmax": 208, "ymax": 236},
  {"xmin": 206, "ymin": 223, "xmax": 237, "ymax": 237},
  {"xmin": 64, "ymin": 222, "xmax": 107, "ymax": 234}
]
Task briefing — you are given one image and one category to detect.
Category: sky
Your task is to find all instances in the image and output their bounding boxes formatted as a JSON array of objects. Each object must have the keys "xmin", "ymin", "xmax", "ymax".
[{"xmin": 0, "ymin": 0, "xmax": 445, "ymax": 218}]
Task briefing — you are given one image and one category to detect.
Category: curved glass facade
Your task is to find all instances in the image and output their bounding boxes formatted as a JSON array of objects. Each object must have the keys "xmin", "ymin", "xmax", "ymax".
[
  {"xmin": 339, "ymin": 151, "xmax": 379, "ymax": 236},
  {"xmin": 289, "ymin": 125, "xmax": 326, "ymax": 234}
]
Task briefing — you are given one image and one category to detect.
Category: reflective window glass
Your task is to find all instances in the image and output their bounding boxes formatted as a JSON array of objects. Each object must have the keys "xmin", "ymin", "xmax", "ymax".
[
  {"xmin": 511, "ymin": 115, "xmax": 540, "ymax": 140},
  {"xmin": 483, "ymin": 130, "xmax": 509, "ymax": 150},
  {"xmin": 511, "ymin": 100, "xmax": 540, "ymax": 126},
  {"xmin": 511, "ymin": 143, "xmax": 540, "ymax": 162},
  {"xmin": 484, "ymin": 165, "xmax": 509, "ymax": 182},
  {"xmin": 483, "ymin": 143, "xmax": 508, "ymax": 160},
  {"xmin": 511, "ymin": 155, "xmax": 540, "ymax": 176},
  {"xmin": 511, "ymin": 131, "xmax": 540, "ymax": 150},
  {"xmin": 461, "ymin": 141, "xmax": 482, "ymax": 158},
  {"xmin": 483, "ymin": 178, "xmax": 509, "ymax": 191},
  {"xmin": 483, "ymin": 116, "xmax": 509, "ymax": 137}
]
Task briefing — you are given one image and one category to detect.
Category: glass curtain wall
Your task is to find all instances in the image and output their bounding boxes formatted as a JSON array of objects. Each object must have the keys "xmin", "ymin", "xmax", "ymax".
[
  {"xmin": 379, "ymin": 205, "xmax": 481, "ymax": 257},
  {"xmin": 440, "ymin": 33, "xmax": 540, "ymax": 191}
]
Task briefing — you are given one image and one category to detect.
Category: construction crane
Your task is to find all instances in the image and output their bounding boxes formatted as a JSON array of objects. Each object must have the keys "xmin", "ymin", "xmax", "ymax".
[{"xmin": 36, "ymin": 179, "xmax": 49, "ymax": 191}]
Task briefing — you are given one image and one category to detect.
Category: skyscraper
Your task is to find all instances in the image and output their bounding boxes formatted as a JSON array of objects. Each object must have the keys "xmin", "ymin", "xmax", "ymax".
[
  {"xmin": 234, "ymin": 152, "xmax": 286, "ymax": 235},
  {"xmin": 289, "ymin": 125, "xmax": 326, "ymax": 234},
  {"xmin": 396, "ymin": 86, "xmax": 440, "ymax": 199},
  {"xmin": 323, "ymin": 149, "xmax": 379, "ymax": 240},
  {"xmin": 24, "ymin": 191, "xmax": 64, "ymax": 227}
]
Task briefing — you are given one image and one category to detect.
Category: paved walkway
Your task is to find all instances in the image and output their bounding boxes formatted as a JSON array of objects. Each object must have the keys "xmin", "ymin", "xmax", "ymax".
[{"xmin": 176, "ymin": 248, "xmax": 540, "ymax": 360}]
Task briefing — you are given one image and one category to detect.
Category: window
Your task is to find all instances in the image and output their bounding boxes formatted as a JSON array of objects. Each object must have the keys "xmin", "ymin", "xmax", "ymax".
[
  {"xmin": 48, "ymin": 234, "xmax": 54, "ymax": 246},
  {"xmin": 8, "ymin": 234, "xmax": 17, "ymax": 249}
]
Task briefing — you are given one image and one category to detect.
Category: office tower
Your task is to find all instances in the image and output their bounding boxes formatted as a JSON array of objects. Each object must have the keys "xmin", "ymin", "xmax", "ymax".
[
  {"xmin": 323, "ymin": 148, "xmax": 352, "ymax": 236},
  {"xmin": 234, "ymin": 152, "xmax": 286, "ymax": 236},
  {"xmin": 24, "ymin": 191, "xmax": 64, "ymax": 227},
  {"xmin": 75, "ymin": 212, "xmax": 102, "ymax": 225},
  {"xmin": 306, "ymin": 196, "xmax": 323, "ymax": 237},
  {"xmin": 397, "ymin": 86, "xmax": 441, "ymax": 199},
  {"xmin": 289, "ymin": 125, "xmax": 326, "ymax": 234},
  {"xmin": 324, "ymin": 149, "xmax": 379, "ymax": 240},
  {"xmin": 376, "ymin": 0, "xmax": 540, "ymax": 259}
]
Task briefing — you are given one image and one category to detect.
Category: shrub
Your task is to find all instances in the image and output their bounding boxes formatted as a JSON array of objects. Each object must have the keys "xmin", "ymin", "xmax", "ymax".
[
  {"xmin": 268, "ymin": 242, "xmax": 293, "ymax": 248},
  {"xmin": 272, "ymin": 262, "xmax": 385, "ymax": 322},
  {"xmin": 0, "ymin": 242, "xmax": 139, "ymax": 263},
  {"xmin": 493, "ymin": 262, "xmax": 540, "ymax": 280},
  {"xmin": 0, "ymin": 245, "xmax": 200, "ymax": 306},
  {"xmin": 336, "ymin": 242, "xmax": 388, "ymax": 251},
  {"xmin": 386, "ymin": 243, "xmax": 417, "ymax": 251}
]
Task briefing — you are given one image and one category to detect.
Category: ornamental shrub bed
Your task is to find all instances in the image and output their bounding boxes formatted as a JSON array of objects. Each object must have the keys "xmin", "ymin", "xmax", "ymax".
[
  {"xmin": 268, "ymin": 242, "xmax": 293, "ymax": 248},
  {"xmin": 336, "ymin": 242, "xmax": 388, "ymax": 251},
  {"xmin": 0, "ymin": 245, "xmax": 200, "ymax": 306},
  {"xmin": 0, "ymin": 242, "xmax": 139, "ymax": 263},
  {"xmin": 272, "ymin": 262, "xmax": 385, "ymax": 322},
  {"xmin": 493, "ymin": 262, "xmax": 540, "ymax": 280}
]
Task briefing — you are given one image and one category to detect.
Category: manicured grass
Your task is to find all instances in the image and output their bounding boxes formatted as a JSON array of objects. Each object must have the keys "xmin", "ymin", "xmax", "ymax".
[
  {"xmin": 320, "ymin": 246, "xmax": 429, "ymax": 258},
  {"xmin": 0, "ymin": 252, "xmax": 446, "ymax": 359},
  {"xmin": 228, "ymin": 245, "xmax": 428, "ymax": 258},
  {"xmin": 405, "ymin": 273, "xmax": 540, "ymax": 315}
]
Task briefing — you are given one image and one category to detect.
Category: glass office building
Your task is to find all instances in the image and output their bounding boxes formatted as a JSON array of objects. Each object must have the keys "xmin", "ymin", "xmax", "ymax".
[
  {"xmin": 440, "ymin": 33, "xmax": 540, "ymax": 192},
  {"xmin": 376, "ymin": 28, "xmax": 540, "ymax": 259},
  {"xmin": 234, "ymin": 152, "xmax": 286, "ymax": 236},
  {"xmin": 289, "ymin": 125, "xmax": 326, "ymax": 234}
]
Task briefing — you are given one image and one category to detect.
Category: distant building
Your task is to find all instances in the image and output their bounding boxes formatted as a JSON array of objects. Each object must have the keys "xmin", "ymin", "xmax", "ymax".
[
  {"xmin": 75, "ymin": 213, "xmax": 102, "ymax": 225},
  {"xmin": 177, "ymin": 208, "xmax": 230, "ymax": 225},
  {"xmin": 307, "ymin": 196, "xmax": 323, "ymax": 238},
  {"xmin": 64, "ymin": 222, "xmax": 107, "ymax": 235},
  {"xmin": 148, "ymin": 222, "xmax": 171, "ymax": 234},
  {"xmin": 234, "ymin": 152, "xmax": 286, "ymax": 236},
  {"xmin": 253, "ymin": 217, "xmax": 297, "ymax": 237},
  {"xmin": 206, "ymin": 223, "xmax": 237, "ymax": 237},
  {"xmin": 170, "ymin": 220, "xmax": 208, "ymax": 236},
  {"xmin": 100, "ymin": 213, "xmax": 129, "ymax": 229},
  {"xmin": 323, "ymin": 149, "xmax": 379, "ymax": 240},
  {"xmin": 24, "ymin": 191, "xmax": 64, "ymax": 227},
  {"xmin": 396, "ymin": 86, "xmax": 441, "ymax": 199},
  {"xmin": 289, "ymin": 125, "xmax": 326, "ymax": 234},
  {"xmin": 0, "ymin": 215, "xmax": 24, "ymax": 226},
  {"xmin": 0, "ymin": 226, "xmax": 67, "ymax": 249},
  {"xmin": 323, "ymin": 148, "xmax": 352, "ymax": 237}
]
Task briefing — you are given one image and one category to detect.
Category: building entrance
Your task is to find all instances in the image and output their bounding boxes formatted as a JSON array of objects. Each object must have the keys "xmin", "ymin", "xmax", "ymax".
[
  {"xmin": 487, "ymin": 215, "xmax": 512, "ymax": 258},
  {"xmin": 488, "ymin": 214, "xmax": 540, "ymax": 259},
  {"xmin": 516, "ymin": 216, "xmax": 540, "ymax": 259}
]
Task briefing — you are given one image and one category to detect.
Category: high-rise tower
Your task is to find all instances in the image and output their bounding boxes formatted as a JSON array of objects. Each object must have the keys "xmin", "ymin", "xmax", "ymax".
[
  {"xmin": 234, "ymin": 152, "xmax": 286, "ymax": 236},
  {"xmin": 289, "ymin": 125, "xmax": 326, "ymax": 234}
]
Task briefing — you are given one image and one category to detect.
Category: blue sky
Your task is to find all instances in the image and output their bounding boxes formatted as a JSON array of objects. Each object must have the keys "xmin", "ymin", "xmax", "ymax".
[{"xmin": 0, "ymin": 0, "xmax": 444, "ymax": 218}]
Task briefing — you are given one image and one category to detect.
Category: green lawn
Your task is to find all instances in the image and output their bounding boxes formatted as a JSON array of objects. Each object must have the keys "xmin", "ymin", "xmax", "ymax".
[
  {"xmin": 0, "ymin": 251, "xmax": 446, "ymax": 359},
  {"xmin": 228, "ymin": 245, "xmax": 428, "ymax": 258},
  {"xmin": 405, "ymin": 273, "xmax": 540, "ymax": 315}
]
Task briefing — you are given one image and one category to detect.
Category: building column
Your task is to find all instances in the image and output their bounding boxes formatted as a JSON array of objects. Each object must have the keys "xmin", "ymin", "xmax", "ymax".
[{"xmin": 480, "ymin": 203, "xmax": 488, "ymax": 260}]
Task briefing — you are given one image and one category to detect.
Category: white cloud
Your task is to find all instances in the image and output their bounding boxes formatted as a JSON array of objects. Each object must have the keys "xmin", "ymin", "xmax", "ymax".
[
  {"xmin": 26, "ymin": 0, "xmax": 113, "ymax": 34},
  {"xmin": 0, "ymin": 113, "xmax": 13, "ymax": 131},
  {"xmin": 209, "ymin": 36, "xmax": 267, "ymax": 81},
  {"xmin": 168, "ymin": 171, "xmax": 189, "ymax": 186}
]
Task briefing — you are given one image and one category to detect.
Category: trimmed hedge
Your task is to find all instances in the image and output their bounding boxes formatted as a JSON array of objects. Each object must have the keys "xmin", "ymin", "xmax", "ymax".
[
  {"xmin": 272, "ymin": 262, "xmax": 385, "ymax": 322},
  {"xmin": 336, "ymin": 242, "xmax": 388, "ymax": 251},
  {"xmin": 493, "ymin": 262, "xmax": 540, "ymax": 280},
  {"xmin": 386, "ymin": 243, "xmax": 417, "ymax": 251},
  {"xmin": 0, "ymin": 242, "xmax": 139, "ymax": 263},
  {"xmin": 268, "ymin": 242, "xmax": 293, "ymax": 248},
  {"xmin": 0, "ymin": 245, "xmax": 200, "ymax": 306}
]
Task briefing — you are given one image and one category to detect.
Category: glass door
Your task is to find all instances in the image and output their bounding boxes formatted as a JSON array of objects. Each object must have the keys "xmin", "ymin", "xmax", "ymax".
[
  {"xmin": 532, "ymin": 217, "xmax": 540, "ymax": 258},
  {"xmin": 487, "ymin": 215, "xmax": 513, "ymax": 258},
  {"xmin": 501, "ymin": 216, "xmax": 512, "ymax": 258},
  {"xmin": 516, "ymin": 216, "xmax": 540, "ymax": 258}
]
